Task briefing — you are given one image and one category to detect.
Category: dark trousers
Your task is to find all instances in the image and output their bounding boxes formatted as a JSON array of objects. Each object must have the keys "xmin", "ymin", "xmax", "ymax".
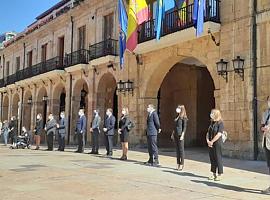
[
  {"xmin": 92, "ymin": 129, "xmax": 99, "ymax": 153},
  {"xmin": 46, "ymin": 132, "xmax": 54, "ymax": 150},
  {"xmin": 104, "ymin": 135, "xmax": 113, "ymax": 155},
  {"xmin": 77, "ymin": 132, "xmax": 85, "ymax": 153},
  {"xmin": 174, "ymin": 136, "xmax": 184, "ymax": 165},
  {"xmin": 10, "ymin": 133, "xmax": 17, "ymax": 144},
  {"xmin": 264, "ymin": 140, "xmax": 270, "ymax": 170},
  {"xmin": 209, "ymin": 141, "xmax": 223, "ymax": 174},
  {"xmin": 58, "ymin": 133, "xmax": 65, "ymax": 151},
  {"xmin": 147, "ymin": 135, "xmax": 159, "ymax": 163}
]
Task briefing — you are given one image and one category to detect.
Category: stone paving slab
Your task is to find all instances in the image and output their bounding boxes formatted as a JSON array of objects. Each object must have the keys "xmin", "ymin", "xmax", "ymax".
[{"xmin": 0, "ymin": 145, "xmax": 269, "ymax": 200}]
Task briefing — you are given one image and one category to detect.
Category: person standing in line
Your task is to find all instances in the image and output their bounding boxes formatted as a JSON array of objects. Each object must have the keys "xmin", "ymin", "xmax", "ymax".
[
  {"xmin": 103, "ymin": 108, "xmax": 116, "ymax": 157},
  {"xmin": 260, "ymin": 96, "xmax": 270, "ymax": 194},
  {"xmin": 33, "ymin": 113, "xmax": 43, "ymax": 150},
  {"xmin": 206, "ymin": 109, "xmax": 224, "ymax": 181},
  {"xmin": 75, "ymin": 109, "xmax": 87, "ymax": 153},
  {"xmin": 9, "ymin": 116, "xmax": 18, "ymax": 147},
  {"xmin": 45, "ymin": 113, "xmax": 57, "ymax": 151},
  {"xmin": 145, "ymin": 104, "xmax": 161, "ymax": 167},
  {"xmin": 118, "ymin": 107, "xmax": 131, "ymax": 160},
  {"xmin": 1, "ymin": 120, "xmax": 9, "ymax": 146},
  {"xmin": 57, "ymin": 111, "xmax": 67, "ymax": 151},
  {"xmin": 89, "ymin": 109, "xmax": 101, "ymax": 154},
  {"xmin": 171, "ymin": 105, "xmax": 188, "ymax": 171}
]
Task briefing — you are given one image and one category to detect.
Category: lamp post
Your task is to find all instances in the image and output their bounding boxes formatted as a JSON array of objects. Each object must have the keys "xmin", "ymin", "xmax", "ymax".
[
  {"xmin": 232, "ymin": 56, "xmax": 245, "ymax": 81},
  {"xmin": 216, "ymin": 59, "xmax": 229, "ymax": 82},
  {"xmin": 117, "ymin": 80, "xmax": 134, "ymax": 95}
]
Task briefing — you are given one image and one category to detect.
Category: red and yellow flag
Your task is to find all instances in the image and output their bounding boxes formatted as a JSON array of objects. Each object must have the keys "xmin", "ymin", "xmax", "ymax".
[{"xmin": 126, "ymin": 0, "xmax": 149, "ymax": 52}]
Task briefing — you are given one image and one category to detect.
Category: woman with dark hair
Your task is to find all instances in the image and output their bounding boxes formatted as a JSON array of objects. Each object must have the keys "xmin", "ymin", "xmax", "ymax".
[
  {"xmin": 171, "ymin": 105, "xmax": 188, "ymax": 171},
  {"xmin": 118, "ymin": 107, "xmax": 131, "ymax": 160},
  {"xmin": 33, "ymin": 113, "xmax": 43, "ymax": 150}
]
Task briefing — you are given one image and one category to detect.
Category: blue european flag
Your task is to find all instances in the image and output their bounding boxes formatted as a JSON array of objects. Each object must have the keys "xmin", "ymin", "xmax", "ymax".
[
  {"xmin": 193, "ymin": 0, "xmax": 205, "ymax": 37},
  {"xmin": 155, "ymin": 0, "xmax": 165, "ymax": 41},
  {"xmin": 118, "ymin": 0, "xmax": 127, "ymax": 69}
]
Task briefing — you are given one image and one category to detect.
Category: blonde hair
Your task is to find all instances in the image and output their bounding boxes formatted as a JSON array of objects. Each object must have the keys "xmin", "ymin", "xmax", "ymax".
[
  {"xmin": 122, "ymin": 107, "xmax": 129, "ymax": 115},
  {"xmin": 177, "ymin": 105, "xmax": 188, "ymax": 119},
  {"xmin": 211, "ymin": 109, "xmax": 222, "ymax": 122}
]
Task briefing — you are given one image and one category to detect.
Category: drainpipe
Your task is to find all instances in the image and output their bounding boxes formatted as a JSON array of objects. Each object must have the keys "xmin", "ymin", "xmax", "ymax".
[
  {"xmin": 252, "ymin": 0, "xmax": 258, "ymax": 160},
  {"xmin": 71, "ymin": 16, "xmax": 74, "ymax": 54},
  {"xmin": 67, "ymin": 73, "xmax": 72, "ymax": 144},
  {"xmin": 23, "ymin": 43, "xmax": 26, "ymax": 69}
]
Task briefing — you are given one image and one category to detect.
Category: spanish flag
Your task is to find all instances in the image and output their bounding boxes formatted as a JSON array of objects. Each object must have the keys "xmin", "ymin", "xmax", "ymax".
[{"xmin": 126, "ymin": 0, "xmax": 149, "ymax": 52}]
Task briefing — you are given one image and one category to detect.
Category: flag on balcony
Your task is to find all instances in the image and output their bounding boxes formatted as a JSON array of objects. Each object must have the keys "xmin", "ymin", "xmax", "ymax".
[
  {"xmin": 175, "ymin": 0, "xmax": 188, "ymax": 25},
  {"xmin": 126, "ymin": 0, "xmax": 149, "ymax": 52},
  {"xmin": 118, "ymin": 0, "xmax": 128, "ymax": 69},
  {"xmin": 193, "ymin": 0, "xmax": 205, "ymax": 37},
  {"xmin": 155, "ymin": 0, "xmax": 165, "ymax": 40}
]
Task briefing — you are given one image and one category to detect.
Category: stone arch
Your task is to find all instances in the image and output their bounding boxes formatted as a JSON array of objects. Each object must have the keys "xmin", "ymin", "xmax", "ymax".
[
  {"xmin": 52, "ymin": 83, "xmax": 66, "ymax": 117},
  {"xmin": 22, "ymin": 90, "xmax": 32, "ymax": 130},
  {"xmin": 2, "ymin": 94, "xmax": 9, "ymax": 121},
  {"xmin": 142, "ymin": 56, "xmax": 216, "ymax": 147},
  {"xmin": 11, "ymin": 93, "xmax": 20, "ymax": 118}
]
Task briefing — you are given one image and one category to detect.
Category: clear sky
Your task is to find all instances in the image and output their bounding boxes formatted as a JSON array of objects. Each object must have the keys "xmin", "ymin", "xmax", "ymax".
[{"xmin": 0, "ymin": 0, "xmax": 60, "ymax": 34}]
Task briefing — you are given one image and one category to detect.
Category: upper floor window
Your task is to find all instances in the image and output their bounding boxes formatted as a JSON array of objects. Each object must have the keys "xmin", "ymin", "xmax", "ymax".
[
  {"xmin": 103, "ymin": 13, "xmax": 114, "ymax": 40},
  {"xmin": 5, "ymin": 61, "xmax": 9, "ymax": 76},
  {"xmin": 41, "ymin": 43, "xmax": 48, "ymax": 62},
  {"xmin": 16, "ymin": 56, "xmax": 20, "ymax": 71},
  {"xmin": 27, "ymin": 51, "xmax": 33, "ymax": 67},
  {"xmin": 78, "ymin": 25, "xmax": 86, "ymax": 50}
]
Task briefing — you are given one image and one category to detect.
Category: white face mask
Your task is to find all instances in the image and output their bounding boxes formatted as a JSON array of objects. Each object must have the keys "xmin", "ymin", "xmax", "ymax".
[
  {"xmin": 122, "ymin": 110, "xmax": 126, "ymax": 115},
  {"xmin": 37, "ymin": 116, "xmax": 40, "ymax": 120},
  {"xmin": 60, "ymin": 114, "xmax": 65, "ymax": 119},
  {"xmin": 268, "ymin": 101, "xmax": 270, "ymax": 108},
  {"xmin": 210, "ymin": 113, "xmax": 215, "ymax": 120},
  {"xmin": 106, "ymin": 111, "xmax": 111, "ymax": 116},
  {"xmin": 176, "ymin": 108, "xmax": 181, "ymax": 113},
  {"xmin": 147, "ymin": 107, "xmax": 151, "ymax": 113}
]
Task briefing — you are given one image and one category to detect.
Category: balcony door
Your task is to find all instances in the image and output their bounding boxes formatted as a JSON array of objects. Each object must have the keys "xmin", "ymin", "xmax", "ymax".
[
  {"xmin": 58, "ymin": 36, "xmax": 65, "ymax": 66},
  {"xmin": 103, "ymin": 13, "xmax": 114, "ymax": 40},
  {"xmin": 41, "ymin": 43, "xmax": 47, "ymax": 63},
  {"xmin": 78, "ymin": 25, "xmax": 86, "ymax": 50},
  {"xmin": 27, "ymin": 51, "xmax": 33, "ymax": 67}
]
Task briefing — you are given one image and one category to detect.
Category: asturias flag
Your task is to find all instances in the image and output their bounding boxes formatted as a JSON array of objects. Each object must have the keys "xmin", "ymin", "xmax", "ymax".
[
  {"xmin": 126, "ymin": 0, "xmax": 149, "ymax": 52},
  {"xmin": 118, "ymin": 0, "xmax": 128, "ymax": 69}
]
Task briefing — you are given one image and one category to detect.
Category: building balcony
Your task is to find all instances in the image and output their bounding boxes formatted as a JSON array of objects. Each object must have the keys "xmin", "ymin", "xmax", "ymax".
[
  {"xmin": 136, "ymin": 0, "xmax": 220, "ymax": 53},
  {"xmin": 89, "ymin": 39, "xmax": 119, "ymax": 66},
  {"xmin": 0, "ymin": 56, "xmax": 64, "ymax": 89},
  {"xmin": 64, "ymin": 49, "xmax": 89, "ymax": 68}
]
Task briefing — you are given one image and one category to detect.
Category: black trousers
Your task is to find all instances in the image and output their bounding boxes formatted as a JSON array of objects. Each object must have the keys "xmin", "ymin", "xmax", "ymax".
[
  {"xmin": 47, "ymin": 132, "xmax": 54, "ymax": 150},
  {"xmin": 58, "ymin": 133, "xmax": 65, "ymax": 151},
  {"xmin": 104, "ymin": 135, "xmax": 113, "ymax": 155},
  {"xmin": 174, "ymin": 135, "xmax": 184, "ymax": 165},
  {"xmin": 147, "ymin": 135, "xmax": 159, "ymax": 163},
  {"xmin": 209, "ymin": 141, "xmax": 223, "ymax": 174},
  {"xmin": 10, "ymin": 133, "xmax": 17, "ymax": 144},
  {"xmin": 92, "ymin": 129, "xmax": 99, "ymax": 153},
  {"xmin": 264, "ymin": 140, "xmax": 270, "ymax": 170},
  {"xmin": 77, "ymin": 132, "xmax": 85, "ymax": 153}
]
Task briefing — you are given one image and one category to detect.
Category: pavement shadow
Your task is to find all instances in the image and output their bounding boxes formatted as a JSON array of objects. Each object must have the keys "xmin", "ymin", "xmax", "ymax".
[
  {"xmin": 191, "ymin": 180, "xmax": 267, "ymax": 195},
  {"xmin": 163, "ymin": 170, "xmax": 208, "ymax": 179}
]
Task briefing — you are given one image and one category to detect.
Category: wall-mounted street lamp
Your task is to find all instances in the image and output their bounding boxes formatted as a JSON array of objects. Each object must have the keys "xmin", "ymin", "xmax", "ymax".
[
  {"xmin": 216, "ymin": 59, "xmax": 229, "ymax": 82},
  {"xmin": 216, "ymin": 56, "xmax": 245, "ymax": 82},
  {"xmin": 27, "ymin": 97, "xmax": 32, "ymax": 105},
  {"xmin": 232, "ymin": 56, "xmax": 245, "ymax": 81},
  {"xmin": 117, "ymin": 79, "xmax": 134, "ymax": 95},
  {"xmin": 42, "ymin": 95, "xmax": 48, "ymax": 102}
]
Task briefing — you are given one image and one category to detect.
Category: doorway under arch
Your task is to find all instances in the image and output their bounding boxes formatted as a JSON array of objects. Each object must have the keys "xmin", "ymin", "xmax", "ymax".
[
  {"xmin": 23, "ymin": 90, "xmax": 32, "ymax": 130},
  {"xmin": 146, "ymin": 58, "xmax": 215, "ymax": 147},
  {"xmin": 2, "ymin": 95, "xmax": 9, "ymax": 121},
  {"xmin": 11, "ymin": 93, "xmax": 20, "ymax": 118}
]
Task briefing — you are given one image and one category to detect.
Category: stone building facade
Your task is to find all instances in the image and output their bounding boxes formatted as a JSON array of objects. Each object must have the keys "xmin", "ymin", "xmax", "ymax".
[{"xmin": 0, "ymin": 0, "xmax": 269, "ymax": 160}]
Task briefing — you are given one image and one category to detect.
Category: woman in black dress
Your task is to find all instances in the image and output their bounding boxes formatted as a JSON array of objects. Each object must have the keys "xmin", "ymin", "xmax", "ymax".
[
  {"xmin": 172, "ymin": 105, "xmax": 188, "ymax": 171},
  {"xmin": 33, "ymin": 113, "xmax": 43, "ymax": 150},
  {"xmin": 206, "ymin": 109, "xmax": 224, "ymax": 181},
  {"xmin": 118, "ymin": 107, "xmax": 130, "ymax": 160}
]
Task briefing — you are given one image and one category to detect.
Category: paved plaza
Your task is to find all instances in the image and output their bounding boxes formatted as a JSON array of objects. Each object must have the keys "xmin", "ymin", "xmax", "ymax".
[{"xmin": 0, "ymin": 145, "xmax": 269, "ymax": 200}]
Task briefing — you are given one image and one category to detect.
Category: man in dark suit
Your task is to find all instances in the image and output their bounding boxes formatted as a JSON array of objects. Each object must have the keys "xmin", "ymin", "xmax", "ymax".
[
  {"xmin": 9, "ymin": 116, "xmax": 18, "ymax": 147},
  {"xmin": 103, "ymin": 108, "xmax": 116, "ymax": 156},
  {"xmin": 89, "ymin": 109, "xmax": 101, "ymax": 154},
  {"xmin": 145, "ymin": 104, "xmax": 161, "ymax": 167},
  {"xmin": 45, "ymin": 113, "xmax": 57, "ymax": 151},
  {"xmin": 75, "ymin": 109, "xmax": 87, "ymax": 153},
  {"xmin": 57, "ymin": 111, "xmax": 67, "ymax": 151}
]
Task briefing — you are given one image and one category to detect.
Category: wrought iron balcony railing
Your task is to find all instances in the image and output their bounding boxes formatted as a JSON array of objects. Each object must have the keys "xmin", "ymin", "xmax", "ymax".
[
  {"xmin": 64, "ymin": 49, "xmax": 89, "ymax": 68},
  {"xmin": 89, "ymin": 39, "xmax": 118, "ymax": 61},
  {"xmin": 138, "ymin": 0, "xmax": 220, "ymax": 43}
]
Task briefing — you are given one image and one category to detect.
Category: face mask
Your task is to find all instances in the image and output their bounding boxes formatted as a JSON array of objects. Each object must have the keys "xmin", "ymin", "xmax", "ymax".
[
  {"xmin": 147, "ymin": 107, "xmax": 151, "ymax": 113},
  {"xmin": 60, "ymin": 114, "xmax": 65, "ymax": 119},
  {"xmin": 78, "ymin": 112, "xmax": 81, "ymax": 116},
  {"xmin": 106, "ymin": 112, "xmax": 111, "ymax": 116},
  {"xmin": 210, "ymin": 113, "xmax": 215, "ymax": 119},
  {"xmin": 176, "ymin": 108, "xmax": 181, "ymax": 113},
  {"xmin": 268, "ymin": 101, "xmax": 270, "ymax": 108},
  {"xmin": 37, "ymin": 116, "xmax": 40, "ymax": 120},
  {"xmin": 122, "ymin": 110, "xmax": 126, "ymax": 115}
]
